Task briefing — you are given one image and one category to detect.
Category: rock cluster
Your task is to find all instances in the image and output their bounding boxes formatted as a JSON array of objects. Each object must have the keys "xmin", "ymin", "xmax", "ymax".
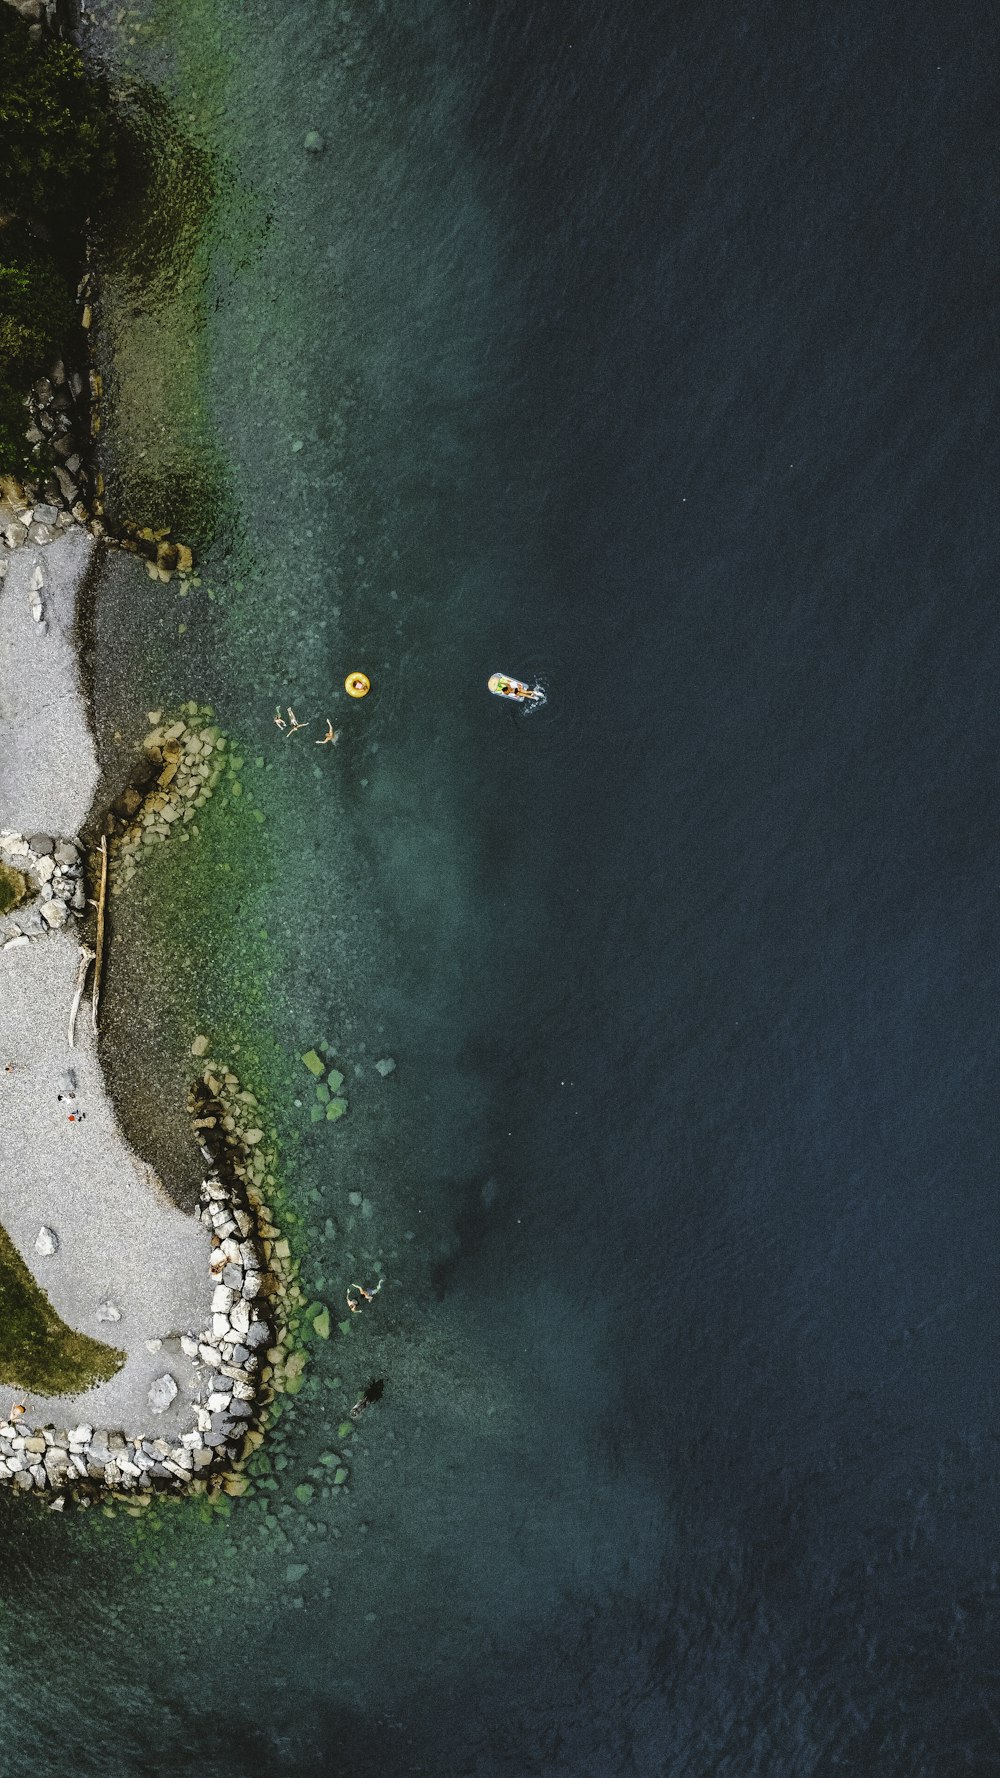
[
  {"xmin": 0, "ymin": 319, "xmax": 198, "ymax": 587},
  {"xmin": 4, "ymin": 0, "xmax": 64, "ymax": 50},
  {"xmin": 0, "ymin": 829, "xmax": 85, "ymax": 946},
  {"xmin": 0, "ymin": 1157, "xmax": 276, "ymax": 1505},
  {"xmin": 108, "ymin": 703, "xmax": 226, "ymax": 894}
]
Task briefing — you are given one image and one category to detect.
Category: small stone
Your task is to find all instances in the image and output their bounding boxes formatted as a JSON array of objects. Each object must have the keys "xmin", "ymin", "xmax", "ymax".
[
  {"xmin": 148, "ymin": 1375, "xmax": 178, "ymax": 1413},
  {"xmin": 191, "ymin": 1033, "xmax": 210, "ymax": 1056},
  {"xmin": 31, "ymin": 504, "xmax": 58, "ymax": 526},
  {"xmin": 54, "ymin": 841, "xmax": 79, "ymax": 866},
  {"xmin": 34, "ymin": 1227, "xmax": 58, "ymax": 1256},
  {"xmin": 374, "ymin": 1057, "xmax": 396, "ymax": 1077},
  {"xmin": 348, "ymin": 1191, "xmax": 363, "ymax": 1208},
  {"xmin": 97, "ymin": 1300, "xmax": 121, "ymax": 1322},
  {"xmin": 39, "ymin": 900, "xmax": 67, "ymax": 929},
  {"xmin": 54, "ymin": 467, "xmax": 78, "ymax": 507},
  {"xmin": 303, "ymin": 130, "xmax": 325, "ymax": 153},
  {"xmin": 27, "ymin": 833, "xmax": 53, "ymax": 856}
]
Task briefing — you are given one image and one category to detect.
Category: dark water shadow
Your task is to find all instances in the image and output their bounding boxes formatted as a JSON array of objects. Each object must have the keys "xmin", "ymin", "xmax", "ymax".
[{"xmin": 90, "ymin": 79, "xmax": 232, "ymax": 546}]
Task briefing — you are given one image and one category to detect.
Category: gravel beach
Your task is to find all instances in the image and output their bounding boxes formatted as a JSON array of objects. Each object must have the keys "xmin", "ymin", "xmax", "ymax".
[{"xmin": 0, "ymin": 534, "xmax": 212, "ymax": 1437}]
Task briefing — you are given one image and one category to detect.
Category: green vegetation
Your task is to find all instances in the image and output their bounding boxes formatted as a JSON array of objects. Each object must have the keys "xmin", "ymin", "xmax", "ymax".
[
  {"xmin": 0, "ymin": 7, "xmax": 116, "ymax": 471},
  {"xmin": 0, "ymin": 9, "xmax": 115, "ymax": 228},
  {"xmin": 0, "ymin": 861, "xmax": 28, "ymax": 914},
  {"xmin": 0, "ymin": 1223, "xmax": 124, "ymax": 1395}
]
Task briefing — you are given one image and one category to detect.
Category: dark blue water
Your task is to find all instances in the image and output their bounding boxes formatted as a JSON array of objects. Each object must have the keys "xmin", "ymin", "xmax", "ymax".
[
  {"xmin": 3, "ymin": 1, "xmax": 998, "ymax": 1772},
  {"xmin": 401, "ymin": 1, "xmax": 1000, "ymax": 1769}
]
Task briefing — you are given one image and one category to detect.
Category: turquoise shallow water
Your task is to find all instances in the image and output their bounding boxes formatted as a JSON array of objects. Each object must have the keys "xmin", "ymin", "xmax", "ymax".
[{"xmin": 2, "ymin": 0, "xmax": 999, "ymax": 1772}]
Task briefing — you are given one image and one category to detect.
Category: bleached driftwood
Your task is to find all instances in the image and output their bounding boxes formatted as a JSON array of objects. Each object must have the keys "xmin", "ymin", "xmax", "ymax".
[
  {"xmin": 92, "ymin": 834, "xmax": 108, "ymax": 1032},
  {"xmin": 68, "ymin": 944, "xmax": 94, "ymax": 1047}
]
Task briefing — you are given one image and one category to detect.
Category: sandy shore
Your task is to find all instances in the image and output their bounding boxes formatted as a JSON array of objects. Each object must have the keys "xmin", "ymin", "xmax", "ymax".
[{"xmin": 0, "ymin": 534, "xmax": 212, "ymax": 1437}]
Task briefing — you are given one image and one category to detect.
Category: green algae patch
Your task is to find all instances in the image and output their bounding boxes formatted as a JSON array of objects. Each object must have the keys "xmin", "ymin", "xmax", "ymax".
[{"xmin": 0, "ymin": 1223, "xmax": 124, "ymax": 1395}]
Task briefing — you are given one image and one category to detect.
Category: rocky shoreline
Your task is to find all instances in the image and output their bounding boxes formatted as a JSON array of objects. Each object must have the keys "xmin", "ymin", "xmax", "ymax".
[
  {"xmin": 0, "ymin": 1152, "xmax": 275, "ymax": 1506},
  {"xmin": 0, "ymin": 794, "xmax": 289, "ymax": 1505},
  {"xmin": 0, "ymin": 719, "xmax": 296, "ymax": 1504},
  {"xmin": 0, "ymin": 0, "xmax": 297, "ymax": 1508}
]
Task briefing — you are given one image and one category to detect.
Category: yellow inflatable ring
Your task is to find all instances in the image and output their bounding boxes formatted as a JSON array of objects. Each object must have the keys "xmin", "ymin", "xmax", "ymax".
[{"xmin": 345, "ymin": 671, "xmax": 371, "ymax": 699}]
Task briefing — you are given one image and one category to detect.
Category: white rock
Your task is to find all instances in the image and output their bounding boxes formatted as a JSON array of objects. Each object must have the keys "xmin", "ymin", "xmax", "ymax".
[
  {"xmin": 375, "ymin": 1057, "xmax": 396, "ymax": 1076},
  {"xmin": 180, "ymin": 1335, "xmax": 200, "ymax": 1359},
  {"xmin": 148, "ymin": 1374, "xmax": 178, "ymax": 1414},
  {"xmin": 34, "ymin": 1226, "xmax": 58, "ymax": 1256},
  {"xmin": 39, "ymin": 900, "xmax": 67, "ymax": 930},
  {"xmin": 97, "ymin": 1300, "xmax": 121, "ymax": 1322},
  {"xmin": 230, "ymin": 1299, "xmax": 251, "ymax": 1336},
  {"xmin": 144, "ymin": 1339, "xmax": 162, "ymax": 1354}
]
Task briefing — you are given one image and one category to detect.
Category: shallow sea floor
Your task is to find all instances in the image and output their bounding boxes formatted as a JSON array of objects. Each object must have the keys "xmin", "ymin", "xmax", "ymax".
[{"xmin": 1, "ymin": 0, "xmax": 999, "ymax": 1773}]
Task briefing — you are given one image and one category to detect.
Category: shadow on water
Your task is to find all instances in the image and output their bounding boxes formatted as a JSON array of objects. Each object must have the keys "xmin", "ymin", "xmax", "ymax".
[{"xmin": 91, "ymin": 79, "xmax": 231, "ymax": 543}]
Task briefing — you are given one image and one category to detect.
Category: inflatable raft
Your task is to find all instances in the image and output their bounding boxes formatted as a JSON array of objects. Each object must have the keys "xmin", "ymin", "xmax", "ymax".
[{"xmin": 488, "ymin": 672, "xmax": 546, "ymax": 706}]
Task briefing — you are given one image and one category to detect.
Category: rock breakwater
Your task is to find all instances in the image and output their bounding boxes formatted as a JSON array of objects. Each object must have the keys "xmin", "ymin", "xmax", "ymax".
[{"xmin": 0, "ymin": 1146, "xmax": 276, "ymax": 1505}]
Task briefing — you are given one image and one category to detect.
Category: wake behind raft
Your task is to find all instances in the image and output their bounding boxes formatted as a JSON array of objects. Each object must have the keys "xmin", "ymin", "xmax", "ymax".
[{"xmin": 488, "ymin": 672, "xmax": 546, "ymax": 708}]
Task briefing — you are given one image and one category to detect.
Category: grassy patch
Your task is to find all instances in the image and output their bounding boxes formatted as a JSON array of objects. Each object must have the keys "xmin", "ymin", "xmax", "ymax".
[
  {"xmin": 0, "ymin": 861, "xmax": 28, "ymax": 914},
  {"xmin": 0, "ymin": 1223, "xmax": 124, "ymax": 1395}
]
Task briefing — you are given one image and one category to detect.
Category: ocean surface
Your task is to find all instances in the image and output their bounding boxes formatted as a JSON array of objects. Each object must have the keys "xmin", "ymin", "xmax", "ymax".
[{"xmin": 1, "ymin": 0, "xmax": 998, "ymax": 1772}]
